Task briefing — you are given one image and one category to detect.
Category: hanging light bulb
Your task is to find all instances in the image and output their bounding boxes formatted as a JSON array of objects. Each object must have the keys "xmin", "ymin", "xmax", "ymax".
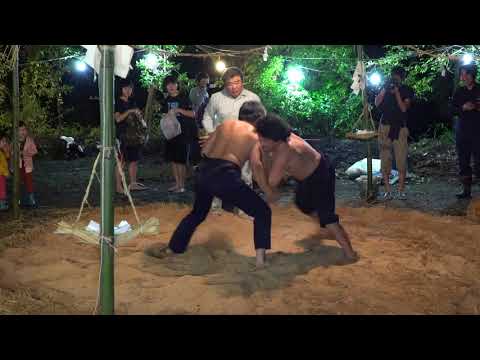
[
  {"xmin": 145, "ymin": 53, "xmax": 159, "ymax": 71},
  {"xmin": 368, "ymin": 72, "xmax": 382, "ymax": 87},
  {"xmin": 215, "ymin": 59, "xmax": 226, "ymax": 73},
  {"xmin": 287, "ymin": 66, "xmax": 305, "ymax": 84},
  {"xmin": 462, "ymin": 53, "xmax": 474, "ymax": 65},
  {"xmin": 75, "ymin": 60, "xmax": 87, "ymax": 72}
]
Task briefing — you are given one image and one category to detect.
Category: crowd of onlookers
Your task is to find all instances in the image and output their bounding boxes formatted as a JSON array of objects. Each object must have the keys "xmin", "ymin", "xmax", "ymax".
[
  {"xmin": 113, "ymin": 66, "xmax": 260, "ymax": 208},
  {"xmin": 1, "ymin": 61, "xmax": 479, "ymax": 212}
]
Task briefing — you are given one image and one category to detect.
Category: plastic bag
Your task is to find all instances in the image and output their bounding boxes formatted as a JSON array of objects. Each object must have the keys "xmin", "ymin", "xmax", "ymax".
[
  {"xmin": 160, "ymin": 111, "xmax": 182, "ymax": 140},
  {"xmin": 345, "ymin": 158, "xmax": 382, "ymax": 179}
]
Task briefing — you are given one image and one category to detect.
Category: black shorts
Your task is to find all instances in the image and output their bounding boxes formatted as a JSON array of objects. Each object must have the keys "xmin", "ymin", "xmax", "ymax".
[
  {"xmin": 165, "ymin": 135, "xmax": 188, "ymax": 164},
  {"xmin": 165, "ymin": 135, "xmax": 201, "ymax": 166},
  {"xmin": 295, "ymin": 154, "xmax": 339, "ymax": 228},
  {"xmin": 120, "ymin": 144, "xmax": 141, "ymax": 162}
]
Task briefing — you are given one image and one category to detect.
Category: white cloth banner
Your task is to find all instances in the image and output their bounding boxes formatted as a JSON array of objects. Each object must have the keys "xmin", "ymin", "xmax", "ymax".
[
  {"xmin": 350, "ymin": 61, "xmax": 366, "ymax": 95},
  {"xmin": 81, "ymin": 45, "xmax": 134, "ymax": 79}
]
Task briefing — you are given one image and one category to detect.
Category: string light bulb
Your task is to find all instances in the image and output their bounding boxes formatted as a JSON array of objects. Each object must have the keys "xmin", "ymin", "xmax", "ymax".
[{"xmin": 215, "ymin": 59, "xmax": 226, "ymax": 73}]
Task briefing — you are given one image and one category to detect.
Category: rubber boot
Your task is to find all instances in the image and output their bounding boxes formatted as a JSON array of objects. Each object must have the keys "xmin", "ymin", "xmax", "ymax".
[
  {"xmin": 456, "ymin": 176, "xmax": 472, "ymax": 199},
  {"xmin": 24, "ymin": 192, "xmax": 38, "ymax": 208},
  {"xmin": 27, "ymin": 193, "xmax": 37, "ymax": 208},
  {"xmin": 0, "ymin": 199, "xmax": 8, "ymax": 211},
  {"xmin": 20, "ymin": 193, "xmax": 28, "ymax": 207}
]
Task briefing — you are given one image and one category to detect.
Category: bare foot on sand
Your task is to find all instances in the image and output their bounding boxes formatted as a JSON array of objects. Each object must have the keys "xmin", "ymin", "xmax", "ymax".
[
  {"xmin": 340, "ymin": 250, "xmax": 359, "ymax": 264},
  {"xmin": 255, "ymin": 248, "xmax": 267, "ymax": 268},
  {"xmin": 144, "ymin": 245, "xmax": 174, "ymax": 259}
]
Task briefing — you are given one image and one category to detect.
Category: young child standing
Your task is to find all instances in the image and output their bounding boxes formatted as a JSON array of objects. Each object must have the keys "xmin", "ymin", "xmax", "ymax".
[
  {"xmin": 0, "ymin": 135, "xmax": 11, "ymax": 211},
  {"xmin": 18, "ymin": 122, "xmax": 38, "ymax": 207}
]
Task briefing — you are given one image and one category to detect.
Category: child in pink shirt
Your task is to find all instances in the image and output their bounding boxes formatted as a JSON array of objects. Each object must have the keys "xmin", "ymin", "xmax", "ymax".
[{"xmin": 19, "ymin": 122, "xmax": 38, "ymax": 207}]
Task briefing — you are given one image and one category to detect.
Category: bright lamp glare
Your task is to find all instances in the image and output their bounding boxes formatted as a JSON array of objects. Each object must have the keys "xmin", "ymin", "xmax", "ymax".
[
  {"xmin": 369, "ymin": 72, "xmax": 382, "ymax": 86},
  {"xmin": 145, "ymin": 53, "xmax": 159, "ymax": 71},
  {"xmin": 462, "ymin": 53, "xmax": 474, "ymax": 65},
  {"xmin": 75, "ymin": 61, "xmax": 87, "ymax": 72},
  {"xmin": 215, "ymin": 60, "xmax": 226, "ymax": 73},
  {"xmin": 287, "ymin": 67, "xmax": 304, "ymax": 84}
]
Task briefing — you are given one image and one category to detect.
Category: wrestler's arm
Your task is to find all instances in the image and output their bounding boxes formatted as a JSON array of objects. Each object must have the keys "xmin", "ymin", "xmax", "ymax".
[
  {"xmin": 200, "ymin": 125, "xmax": 219, "ymax": 156},
  {"xmin": 250, "ymin": 142, "xmax": 278, "ymax": 202},
  {"xmin": 268, "ymin": 145, "xmax": 289, "ymax": 189}
]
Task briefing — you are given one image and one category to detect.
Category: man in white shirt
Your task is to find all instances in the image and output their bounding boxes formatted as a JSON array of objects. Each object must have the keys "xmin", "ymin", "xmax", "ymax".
[
  {"xmin": 202, "ymin": 67, "xmax": 261, "ymax": 213},
  {"xmin": 202, "ymin": 67, "xmax": 260, "ymax": 132}
]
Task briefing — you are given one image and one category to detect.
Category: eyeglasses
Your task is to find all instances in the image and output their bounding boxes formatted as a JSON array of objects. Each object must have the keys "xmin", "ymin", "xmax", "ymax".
[{"xmin": 226, "ymin": 80, "xmax": 242, "ymax": 87}]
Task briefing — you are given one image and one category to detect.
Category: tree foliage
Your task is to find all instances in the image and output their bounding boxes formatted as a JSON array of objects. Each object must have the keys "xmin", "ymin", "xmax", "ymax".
[
  {"xmin": 136, "ymin": 45, "xmax": 194, "ymax": 91},
  {"xmin": 243, "ymin": 45, "xmax": 363, "ymax": 137},
  {"xmin": 0, "ymin": 45, "xmax": 82, "ymax": 135},
  {"xmin": 369, "ymin": 45, "xmax": 480, "ymax": 100}
]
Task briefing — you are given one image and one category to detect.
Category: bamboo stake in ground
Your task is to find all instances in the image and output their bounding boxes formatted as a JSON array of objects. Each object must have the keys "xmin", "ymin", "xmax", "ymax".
[
  {"xmin": 12, "ymin": 45, "xmax": 20, "ymax": 219},
  {"xmin": 98, "ymin": 45, "xmax": 115, "ymax": 316}
]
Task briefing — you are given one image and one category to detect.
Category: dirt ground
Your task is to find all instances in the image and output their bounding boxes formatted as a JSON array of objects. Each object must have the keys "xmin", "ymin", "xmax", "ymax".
[
  {"xmin": 1, "ymin": 202, "xmax": 479, "ymax": 315},
  {"xmin": 1, "ymin": 138, "xmax": 480, "ymax": 314}
]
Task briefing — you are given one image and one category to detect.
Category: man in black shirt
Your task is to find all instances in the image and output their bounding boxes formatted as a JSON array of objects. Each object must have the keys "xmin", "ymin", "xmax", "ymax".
[
  {"xmin": 114, "ymin": 80, "xmax": 145, "ymax": 194},
  {"xmin": 375, "ymin": 66, "xmax": 414, "ymax": 200},
  {"xmin": 451, "ymin": 64, "xmax": 480, "ymax": 199}
]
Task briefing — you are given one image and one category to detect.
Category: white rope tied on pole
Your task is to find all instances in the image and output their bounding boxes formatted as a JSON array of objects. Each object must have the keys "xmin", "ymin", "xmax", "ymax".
[
  {"xmin": 74, "ymin": 152, "xmax": 101, "ymax": 225},
  {"xmin": 72, "ymin": 145, "xmax": 142, "ymax": 227}
]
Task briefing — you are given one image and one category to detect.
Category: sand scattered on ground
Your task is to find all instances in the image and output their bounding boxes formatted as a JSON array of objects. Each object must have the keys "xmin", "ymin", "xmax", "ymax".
[{"xmin": 1, "ymin": 199, "xmax": 480, "ymax": 315}]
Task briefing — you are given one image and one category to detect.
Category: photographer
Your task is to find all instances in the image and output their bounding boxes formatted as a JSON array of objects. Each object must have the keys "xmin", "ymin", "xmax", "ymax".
[
  {"xmin": 375, "ymin": 66, "xmax": 414, "ymax": 200},
  {"xmin": 451, "ymin": 64, "xmax": 480, "ymax": 199}
]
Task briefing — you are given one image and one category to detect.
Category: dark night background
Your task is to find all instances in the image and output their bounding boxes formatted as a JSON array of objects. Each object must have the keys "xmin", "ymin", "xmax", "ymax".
[{"xmin": 62, "ymin": 45, "xmax": 453, "ymax": 140}]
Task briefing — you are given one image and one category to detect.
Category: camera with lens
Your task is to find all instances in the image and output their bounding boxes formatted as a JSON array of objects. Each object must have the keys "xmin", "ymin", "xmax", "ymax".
[{"xmin": 385, "ymin": 77, "xmax": 400, "ymax": 91}]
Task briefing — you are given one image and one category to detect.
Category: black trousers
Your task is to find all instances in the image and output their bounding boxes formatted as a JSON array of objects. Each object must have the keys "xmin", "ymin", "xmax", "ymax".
[
  {"xmin": 295, "ymin": 154, "xmax": 339, "ymax": 228},
  {"xmin": 456, "ymin": 122, "xmax": 480, "ymax": 178},
  {"xmin": 168, "ymin": 158, "xmax": 272, "ymax": 253}
]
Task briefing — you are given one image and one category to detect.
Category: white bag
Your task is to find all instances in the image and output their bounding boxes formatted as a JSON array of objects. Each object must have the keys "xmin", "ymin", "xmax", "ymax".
[
  {"xmin": 160, "ymin": 112, "xmax": 182, "ymax": 140},
  {"xmin": 345, "ymin": 158, "xmax": 381, "ymax": 179}
]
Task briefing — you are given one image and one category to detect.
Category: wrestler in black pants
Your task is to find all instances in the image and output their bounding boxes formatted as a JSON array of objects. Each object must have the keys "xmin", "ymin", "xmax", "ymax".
[{"xmin": 168, "ymin": 158, "xmax": 272, "ymax": 253}]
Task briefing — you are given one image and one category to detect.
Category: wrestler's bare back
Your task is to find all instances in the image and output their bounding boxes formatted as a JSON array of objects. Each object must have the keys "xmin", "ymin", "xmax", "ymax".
[{"xmin": 201, "ymin": 119, "xmax": 258, "ymax": 168}]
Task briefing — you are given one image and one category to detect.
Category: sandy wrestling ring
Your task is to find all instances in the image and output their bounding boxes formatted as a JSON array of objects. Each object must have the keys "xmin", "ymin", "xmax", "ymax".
[{"xmin": 1, "ymin": 200, "xmax": 480, "ymax": 315}]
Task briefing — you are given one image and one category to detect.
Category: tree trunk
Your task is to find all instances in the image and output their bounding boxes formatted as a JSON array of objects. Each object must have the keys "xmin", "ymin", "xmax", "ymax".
[{"xmin": 12, "ymin": 46, "xmax": 20, "ymax": 219}]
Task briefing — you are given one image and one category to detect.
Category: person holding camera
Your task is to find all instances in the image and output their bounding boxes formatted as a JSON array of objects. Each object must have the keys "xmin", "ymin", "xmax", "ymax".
[
  {"xmin": 375, "ymin": 66, "xmax": 414, "ymax": 200},
  {"xmin": 451, "ymin": 64, "xmax": 480, "ymax": 199}
]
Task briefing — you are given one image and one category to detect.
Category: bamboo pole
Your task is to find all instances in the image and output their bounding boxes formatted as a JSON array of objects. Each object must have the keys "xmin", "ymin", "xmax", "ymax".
[
  {"xmin": 98, "ymin": 45, "xmax": 115, "ymax": 315},
  {"xmin": 12, "ymin": 45, "xmax": 20, "ymax": 219}
]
